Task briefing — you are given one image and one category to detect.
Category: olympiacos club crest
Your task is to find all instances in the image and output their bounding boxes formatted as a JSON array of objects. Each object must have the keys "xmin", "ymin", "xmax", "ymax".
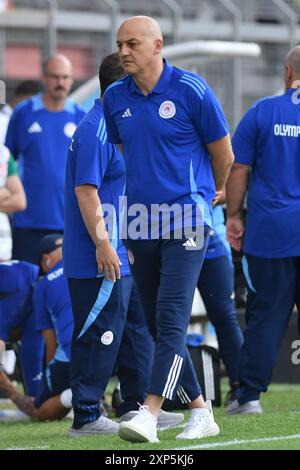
[
  {"xmin": 127, "ymin": 250, "xmax": 135, "ymax": 265},
  {"xmin": 159, "ymin": 101, "xmax": 176, "ymax": 119},
  {"xmin": 64, "ymin": 122, "xmax": 77, "ymax": 138}
]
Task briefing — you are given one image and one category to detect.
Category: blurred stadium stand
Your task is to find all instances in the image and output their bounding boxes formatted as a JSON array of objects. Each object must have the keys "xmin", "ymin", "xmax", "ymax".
[{"xmin": 1, "ymin": 0, "xmax": 300, "ymax": 129}]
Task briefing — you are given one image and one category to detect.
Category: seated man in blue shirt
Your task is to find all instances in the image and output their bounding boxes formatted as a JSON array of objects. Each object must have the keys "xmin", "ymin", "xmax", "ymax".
[
  {"xmin": 0, "ymin": 235, "xmax": 73, "ymax": 420},
  {"xmin": 0, "ymin": 260, "xmax": 43, "ymax": 397}
]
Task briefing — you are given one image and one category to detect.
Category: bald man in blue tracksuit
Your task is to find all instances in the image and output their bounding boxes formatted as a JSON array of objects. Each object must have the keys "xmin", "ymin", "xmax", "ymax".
[
  {"xmin": 226, "ymin": 46, "xmax": 300, "ymax": 414},
  {"xmin": 103, "ymin": 15, "xmax": 234, "ymax": 443}
]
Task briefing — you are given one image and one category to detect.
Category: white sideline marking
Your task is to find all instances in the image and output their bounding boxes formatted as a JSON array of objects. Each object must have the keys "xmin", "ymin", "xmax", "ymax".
[
  {"xmin": 172, "ymin": 433, "xmax": 300, "ymax": 450},
  {"xmin": 5, "ymin": 446, "xmax": 49, "ymax": 450}
]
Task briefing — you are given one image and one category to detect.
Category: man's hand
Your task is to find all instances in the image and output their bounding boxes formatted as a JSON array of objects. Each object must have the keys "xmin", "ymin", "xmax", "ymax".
[
  {"xmin": 96, "ymin": 239, "xmax": 122, "ymax": 282},
  {"xmin": 212, "ymin": 190, "xmax": 223, "ymax": 207},
  {"xmin": 226, "ymin": 216, "xmax": 245, "ymax": 252}
]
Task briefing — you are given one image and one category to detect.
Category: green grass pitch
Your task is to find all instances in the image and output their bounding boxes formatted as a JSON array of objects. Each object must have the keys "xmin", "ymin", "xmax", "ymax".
[{"xmin": 0, "ymin": 383, "xmax": 299, "ymax": 451}]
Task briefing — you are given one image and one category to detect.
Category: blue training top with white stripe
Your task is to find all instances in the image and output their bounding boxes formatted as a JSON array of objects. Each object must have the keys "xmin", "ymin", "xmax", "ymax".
[
  {"xmin": 0, "ymin": 261, "xmax": 39, "ymax": 337},
  {"xmin": 232, "ymin": 89, "xmax": 300, "ymax": 258},
  {"xmin": 205, "ymin": 205, "xmax": 232, "ymax": 260},
  {"xmin": 34, "ymin": 260, "xmax": 73, "ymax": 362},
  {"xmin": 103, "ymin": 59, "xmax": 229, "ymax": 239},
  {"xmin": 63, "ymin": 99, "xmax": 130, "ymax": 278}
]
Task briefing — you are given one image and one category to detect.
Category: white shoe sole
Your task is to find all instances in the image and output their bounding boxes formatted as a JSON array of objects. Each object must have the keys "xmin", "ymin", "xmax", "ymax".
[
  {"xmin": 119, "ymin": 423, "xmax": 159, "ymax": 443},
  {"xmin": 175, "ymin": 423, "xmax": 220, "ymax": 440},
  {"xmin": 227, "ymin": 407, "xmax": 263, "ymax": 416},
  {"xmin": 68, "ymin": 428, "xmax": 119, "ymax": 437},
  {"xmin": 157, "ymin": 416, "xmax": 184, "ymax": 430}
]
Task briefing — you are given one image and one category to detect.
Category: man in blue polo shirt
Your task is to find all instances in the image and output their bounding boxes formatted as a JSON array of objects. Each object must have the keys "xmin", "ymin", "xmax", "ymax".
[
  {"xmin": 103, "ymin": 16, "xmax": 234, "ymax": 442},
  {"xmin": 63, "ymin": 53, "xmax": 163, "ymax": 437},
  {"xmin": 226, "ymin": 46, "xmax": 300, "ymax": 415},
  {"xmin": 5, "ymin": 54, "xmax": 85, "ymax": 264},
  {"xmin": 0, "ymin": 260, "xmax": 43, "ymax": 396}
]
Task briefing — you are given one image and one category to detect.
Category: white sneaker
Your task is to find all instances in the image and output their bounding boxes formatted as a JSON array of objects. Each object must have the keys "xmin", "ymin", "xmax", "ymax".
[
  {"xmin": 175, "ymin": 401, "xmax": 220, "ymax": 440},
  {"xmin": 119, "ymin": 408, "xmax": 184, "ymax": 430},
  {"xmin": 68, "ymin": 415, "xmax": 119, "ymax": 437},
  {"xmin": 118, "ymin": 405, "xmax": 159, "ymax": 443},
  {"xmin": 227, "ymin": 399, "xmax": 263, "ymax": 415}
]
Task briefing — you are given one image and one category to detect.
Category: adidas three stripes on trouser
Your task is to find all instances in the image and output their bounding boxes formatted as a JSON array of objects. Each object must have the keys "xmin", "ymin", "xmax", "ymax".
[{"xmin": 125, "ymin": 227, "xmax": 211, "ymax": 405}]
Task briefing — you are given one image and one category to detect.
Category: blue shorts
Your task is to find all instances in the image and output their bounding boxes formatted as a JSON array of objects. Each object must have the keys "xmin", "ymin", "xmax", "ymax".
[{"xmin": 34, "ymin": 360, "xmax": 70, "ymax": 408}]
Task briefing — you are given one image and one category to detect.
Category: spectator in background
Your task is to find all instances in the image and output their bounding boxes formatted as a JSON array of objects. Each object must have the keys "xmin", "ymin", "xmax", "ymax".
[
  {"xmin": 0, "ymin": 80, "xmax": 42, "ymax": 262},
  {"xmin": 0, "ymin": 144, "xmax": 26, "ymax": 261},
  {"xmin": 5, "ymin": 54, "xmax": 85, "ymax": 264},
  {"xmin": 226, "ymin": 46, "xmax": 300, "ymax": 415}
]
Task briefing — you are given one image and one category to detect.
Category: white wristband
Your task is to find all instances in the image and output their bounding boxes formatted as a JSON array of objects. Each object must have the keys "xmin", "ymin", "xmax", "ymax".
[{"xmin": 60, "ymin": 388, "xmax": 72, "ymax": 409}]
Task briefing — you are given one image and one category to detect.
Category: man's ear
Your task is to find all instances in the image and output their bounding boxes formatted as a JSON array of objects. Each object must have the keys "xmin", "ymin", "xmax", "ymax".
[
  {"xmin": 285, "ymin": 64, "xmax": 292, "ymax": 84},
  {"xmin": 41, "ymin": 254, "xmax": 51, "ymax": 273},
  {"xmin": 153, "ymin": 38, "xmax": 163, "ymax": 55}
]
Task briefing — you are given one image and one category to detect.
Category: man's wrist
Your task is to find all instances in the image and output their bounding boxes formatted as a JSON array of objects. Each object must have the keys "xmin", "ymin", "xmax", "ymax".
[
  {"xmin": 227, "ymin": 212, "xmax": 242, "ymax": 220},
  {"xmin": 95, "ymin": 234, "xmax": 110, "ymax": 248}
]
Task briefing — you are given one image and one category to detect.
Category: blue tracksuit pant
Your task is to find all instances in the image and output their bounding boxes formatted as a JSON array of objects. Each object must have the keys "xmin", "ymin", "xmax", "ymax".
[
  {"xmin": 237, "ymin": 255, "xmax": 300, "ymax": 404},
  {"xmin": 116, "ymin": 283, "xmax": 154, "ymax": 416},
  {"xmin": 0, "ymin": 306, "xmax": 44, "ymax": 397},
  {"xmin": 125, "ymin": 227, "xmax": 210, "ymax": 404},
  {"xmin": 68, "ymin": 275, "xmax": 153, "ymax": 429},
  {"xmin": 197, "ymin": 255, "xmax": 243, "ymax": 385}
]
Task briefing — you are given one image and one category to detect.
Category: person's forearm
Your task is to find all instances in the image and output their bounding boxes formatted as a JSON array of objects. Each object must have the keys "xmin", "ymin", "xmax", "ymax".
[
  {"xmin": 207, "ymin": 135, "xmax": 235, "ymax": 193},
  {"xmin": 226, "ymin": 164, "xmax": 250, "ymax": 218},
  {"xmin": 0, "ymin": 193, "xmax": 26, "ymax": 212},
  {"xmin": 75, "ymin": 185, "xmax": 108, "ymax": 247},
  {"xmin": 0, "ymin": 187, "xmax": 10, "ymax": 204},
  {"xmin": 211, "ymin": 156, "xmax": 233, "ymax": 192},
  {"xmin": 0, "ymin": 370, "xmax": 37, "ymax": 418},
  {"xmin": 0, "ymin": 176, "xmax": 27, "ymax": 212}
]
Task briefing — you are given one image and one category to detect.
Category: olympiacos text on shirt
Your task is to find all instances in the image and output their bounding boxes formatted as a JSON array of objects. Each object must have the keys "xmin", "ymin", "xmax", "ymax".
[{"xmin": 274, "ymin": 123, "xmax": 300, "ymax": 137}]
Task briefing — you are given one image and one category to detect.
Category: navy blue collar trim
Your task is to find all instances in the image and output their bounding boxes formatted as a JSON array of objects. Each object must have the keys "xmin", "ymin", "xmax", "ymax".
[{"xmin": 129, "ymin": 59, "xmax": 173, "ymax": 96}]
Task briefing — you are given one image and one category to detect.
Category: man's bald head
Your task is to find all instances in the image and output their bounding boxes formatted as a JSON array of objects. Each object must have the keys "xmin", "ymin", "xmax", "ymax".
[
  {"xmin": 118, "ymin": 16, "xmax": 163, "ymax": 42},
  {"xmin": 285, "ymin": 46, "xmax": 300, "ymax": 73},
  {"xmin": 42, "ymin": 53, "xmax": 74, "ymax": 106},
  {"xmin": 43, "ymin": 54, "xmax": 73, "ymax": 76},
  {"xmin": 284, "ymin": 46, "xmax": 300, "ymax": 90},
  {"xmin": 116, "ymin": 16, "xmax": 164, "ymax": 84}
]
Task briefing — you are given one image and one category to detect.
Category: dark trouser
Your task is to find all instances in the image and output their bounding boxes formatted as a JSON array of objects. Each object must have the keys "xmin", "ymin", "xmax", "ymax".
[
  {"xmin": 0, "ymin": 307, "xmax": 44, "ymax": 397},
  {"xmin": 34, "ymin": 360, "xmax": 70, "ymax": 408},
  {"xmin": 197, "ymin": 255, "xmax": 243, "ymax": 385},
  {"xmin": 13, "ymin": 228, "xmax": 63, "ymax": 265},
  {"xmin": 19, "ymin": 311, "xmax": 44, "ymax": 396},
  {"xmin": 68, "ymin": 275, "xmax": 153, "ymax": 429},
  {"xmin": 125, "ymin": 227, "xmax": 210, "ymax": 405},
  {"xmin": 237, "ymin": 255, "xmax": 300, "ymax": 404},
  {"xmin": 116, "ymin": 283, "xmax": 154, "ymax": 416}
]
